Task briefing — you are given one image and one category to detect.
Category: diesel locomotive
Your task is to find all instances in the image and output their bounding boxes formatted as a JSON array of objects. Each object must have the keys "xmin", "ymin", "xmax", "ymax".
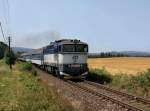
[{"xmin": 20, "ymin": 39, "xmax": 89, "ymax": 79}]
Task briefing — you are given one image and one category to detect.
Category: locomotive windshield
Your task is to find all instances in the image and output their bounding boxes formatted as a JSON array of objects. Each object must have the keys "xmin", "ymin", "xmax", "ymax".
[{"xmin": 63, "ymin": 44, "xmax": 88, "ymax": 52}]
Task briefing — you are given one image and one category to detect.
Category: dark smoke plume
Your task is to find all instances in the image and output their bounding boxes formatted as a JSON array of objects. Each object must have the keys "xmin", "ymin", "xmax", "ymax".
[{"xmin": 17, "ymin": 31, "xmax": 61, "ymax": 48}]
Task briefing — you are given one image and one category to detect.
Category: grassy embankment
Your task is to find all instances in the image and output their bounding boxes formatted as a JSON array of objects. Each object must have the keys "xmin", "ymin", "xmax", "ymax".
[
  {"xmin": 87, "ymin": 68, "xmax": 150, "ymax": 97},
  {"xmin": 87, "ymin": 57, "xmax": 150, "ymax": 97},
  {"xmin": 0, "ymin": 60, "xmax": 73, "ymax": 111}
]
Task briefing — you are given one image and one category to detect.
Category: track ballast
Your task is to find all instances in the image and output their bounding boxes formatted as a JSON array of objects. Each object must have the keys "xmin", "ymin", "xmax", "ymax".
[{"xmin": 67, "ymin": 80, "xmax": 150, "ymax": 111}]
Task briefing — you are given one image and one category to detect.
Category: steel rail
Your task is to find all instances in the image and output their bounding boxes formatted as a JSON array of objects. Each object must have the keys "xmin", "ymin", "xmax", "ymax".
[
  {"xmin": 85, "ymin": 80, "xmax": 150, "ymax": 105},
  {"xmin": 67, "ymin": 80, "xmax": 143, "ymax": 111}
]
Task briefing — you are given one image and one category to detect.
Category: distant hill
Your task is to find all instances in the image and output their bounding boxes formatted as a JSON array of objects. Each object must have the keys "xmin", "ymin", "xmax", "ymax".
[
  {"xmin": 12, "ymin": 47, "xmax": 33, "ymax": 53},
  {"xmin": 109, "ymin": 51, "xmax": 150, "ymax": 57},
  {"xmin": 120, "ymin": 51, "xmax": 150, "ymax": 57},
  {"xmin": 89, "ymin": 51, "xmax": 150, "ymax": 58}
]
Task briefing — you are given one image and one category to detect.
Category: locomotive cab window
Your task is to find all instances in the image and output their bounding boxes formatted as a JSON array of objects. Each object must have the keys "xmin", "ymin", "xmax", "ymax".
[
  {"xmin": 75, "ymin": 44, "xmax": 88, "ymax": 52},
  {"xmin": 63, "ymin": 44, "xmax": 88, "ymax": 52},
  {"xmin": 63, "ymin": 44, "xmax": 75, "ymax": 52}
]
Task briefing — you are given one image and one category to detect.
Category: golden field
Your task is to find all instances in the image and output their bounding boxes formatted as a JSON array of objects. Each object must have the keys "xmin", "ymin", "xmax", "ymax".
[{"xmin": 88, "ymin": 57, "xmax": 150, "ymax": 75}]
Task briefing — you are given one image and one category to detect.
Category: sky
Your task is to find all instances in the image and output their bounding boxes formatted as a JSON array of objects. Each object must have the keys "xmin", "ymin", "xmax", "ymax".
[{"xmin": 0, "ymin": 0, "xmax": 150, "ymax": 52}]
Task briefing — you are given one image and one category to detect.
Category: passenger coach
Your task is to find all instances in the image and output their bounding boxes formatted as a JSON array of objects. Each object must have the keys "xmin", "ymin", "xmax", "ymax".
[{"xmin": 20, "ymin": 39, "xmax": 89, "ymax": 79}]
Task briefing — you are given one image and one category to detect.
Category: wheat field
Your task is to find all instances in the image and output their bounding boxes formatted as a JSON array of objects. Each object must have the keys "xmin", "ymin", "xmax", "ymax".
[{"xmin": 88, "ymin": 57, "xmax": 150, "ymax": 75}]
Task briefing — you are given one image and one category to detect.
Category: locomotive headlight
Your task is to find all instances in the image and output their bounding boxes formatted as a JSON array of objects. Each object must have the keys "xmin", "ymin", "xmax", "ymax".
[{"xmin": 60, "ymin": 71, "xmax": 64, "ymax": 75}]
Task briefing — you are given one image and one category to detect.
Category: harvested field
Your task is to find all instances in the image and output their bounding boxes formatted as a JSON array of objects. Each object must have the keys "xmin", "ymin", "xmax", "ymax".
[{"xmin": 88, "ymin": 57, "xmax": 150, "ymax": 74}]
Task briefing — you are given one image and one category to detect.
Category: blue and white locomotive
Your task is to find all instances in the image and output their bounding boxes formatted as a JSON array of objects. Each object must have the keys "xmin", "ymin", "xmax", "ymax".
[{"xmin": 21, "ymin": 39, "xmax": 89, "ymax": 79}]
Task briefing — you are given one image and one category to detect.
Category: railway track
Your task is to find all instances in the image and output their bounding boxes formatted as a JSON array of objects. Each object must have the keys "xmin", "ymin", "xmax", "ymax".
[
  {"xmin": 34, "ymin": 66, "xmax": 150, "ymax": 111},
  {"xmin": 85, "ymin": 80, "xmax": 150, "ymax": 105},
  {"xmin": 67, "ymin": 81, "xmax": 149, "ymax": 111}
]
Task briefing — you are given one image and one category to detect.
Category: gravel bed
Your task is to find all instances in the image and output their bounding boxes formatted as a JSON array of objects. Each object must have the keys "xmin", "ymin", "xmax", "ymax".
[{"xmin": 78, "ymin": 82, "xmax": 150, "ymax": 111}]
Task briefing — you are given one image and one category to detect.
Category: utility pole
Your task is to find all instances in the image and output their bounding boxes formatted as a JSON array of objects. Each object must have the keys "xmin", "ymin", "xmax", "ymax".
[{"xmin": 8, "ymin": 36, "xmax": 11, "ymax": 69}]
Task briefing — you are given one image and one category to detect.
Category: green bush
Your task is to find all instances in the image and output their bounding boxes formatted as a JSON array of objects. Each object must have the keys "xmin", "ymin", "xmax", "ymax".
[
  {"xmin": 5, "ymin": 49, "xmax": 16, "ymax": 68},
  {"xmin": 112, "ymin": 74, "xmax": 131, "ymax": 89},
  {"xmin": 21, "ymin": 62, "xmax": 32, "ymax": 71},
  {"xmin": 87, "ymin": 68, "xmax": 112, "ymax": 84},
  {"xmin": 110, "ymin": 69, "xmax": 150, "ymax": 96},
  {"xmin": 88, "ymin": 67, "xmax": 150, "ymax": 96},
  {"xmin": 132, "ymin": 69, "xmax": 150, "ymax": 88},
  {"xmin": 132, "ymin": 71, "xmax": 150, "ymax": 96},
  {"xmin": 0, "ymin": 42, "xmax": 8, "ymax": 59}
]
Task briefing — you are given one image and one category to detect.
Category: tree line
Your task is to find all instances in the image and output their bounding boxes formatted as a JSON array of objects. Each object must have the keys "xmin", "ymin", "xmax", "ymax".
[{"xmin": 88, "ymin": 52, "xmax": 129, "ymax": 58}]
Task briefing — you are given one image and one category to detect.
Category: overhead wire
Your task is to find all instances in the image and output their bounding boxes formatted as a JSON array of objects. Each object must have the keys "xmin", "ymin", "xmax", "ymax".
[
  {"xmin": 0, "ymin": 0, "xmax": 11, "ymax": 44},
  {"xmin": 6, "ymin": 0, "xmax": 11, "ymax": 36},
  {"xmin": 2, "ymin": 0, "xmax": 8, "ymax": 34},
  {"xmin": 0, "ymin": 22, "xmax": 7, "ymax": 43}
]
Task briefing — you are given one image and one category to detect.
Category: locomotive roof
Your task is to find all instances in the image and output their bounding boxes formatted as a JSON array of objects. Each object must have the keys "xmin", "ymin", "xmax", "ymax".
[{"xmin": 51, "ymin": 39, "xmax": 87, "ymax": 45}]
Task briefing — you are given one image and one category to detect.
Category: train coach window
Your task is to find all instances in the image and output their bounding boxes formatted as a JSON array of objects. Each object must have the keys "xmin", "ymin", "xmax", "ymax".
[
  {"xmin": 44, "ymin": 46, "xmax": 55, "ymax": 54},
  {"xmin": 32, "ymin": 54, "xmax": 41, "ymax": 60},
  {"xmin": 54, "ymin": 46, "xmax": 59, "ymax": 52}
]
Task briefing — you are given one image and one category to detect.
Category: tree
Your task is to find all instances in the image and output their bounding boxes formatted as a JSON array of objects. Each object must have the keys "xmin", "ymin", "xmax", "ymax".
[
  {"xmin": 5, "ymin": 49, "xmax": 16, "ymax": 69},
  {"xmin": 101, "ymin": 52, "xmax": 105, "ymax": 58},
  {"xmin": 0, "ymin": 42, "xmax": 8, "ymax": 59}
]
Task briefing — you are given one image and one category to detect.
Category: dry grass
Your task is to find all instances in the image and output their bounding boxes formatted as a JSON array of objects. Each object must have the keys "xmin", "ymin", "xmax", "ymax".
[
  {"xmin": 0, "ymin": 60, "xmax": 73, "ymax": 111},
  {"xmin": 88, "ymin": 57, "xmax": 150, "ymax": 75}
]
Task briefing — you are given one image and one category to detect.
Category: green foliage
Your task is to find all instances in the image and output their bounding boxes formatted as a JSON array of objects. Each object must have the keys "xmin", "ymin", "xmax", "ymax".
[
  {"xmin": 112, "ymin": 74, "xmax": 131, "ymax": 89},
  {"xmin": 87, "ymin": 68, "xmax": 112, "ymax": 84},
  {"xmin": 130, "ymin": 69, "xmax": 150, "ymax": 95},
  {"xmin": 89, "ymin": 67, "xmax": 150, "ymax": 96},
  {"xmin": 0, "ymin": 42, "xmax": 17, "ymax": 67},
  {"xmin": 20, "ymin": 63, "xmax": 37, "ymax": 76},
  {"xmin": 0, "ymin": 42, "xmax": 8, "ymax": 59},
  {"xmin": 111, "ymin": 69, "xmax": 150, "ymax": 96},
  {"xmin": 19, "ymin": 74, "xmax": 40, "ymax": 91},
  {"xmin": 21, "ymin": 62, "xmax": 32, "ymax": 71},
  {"xmin": 138, "ymin": 69, "xmax": 150, "ymax": 87},
  {"xmin": 5, "ymin": 49, "xmax": 16, "ymax": 66}
]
